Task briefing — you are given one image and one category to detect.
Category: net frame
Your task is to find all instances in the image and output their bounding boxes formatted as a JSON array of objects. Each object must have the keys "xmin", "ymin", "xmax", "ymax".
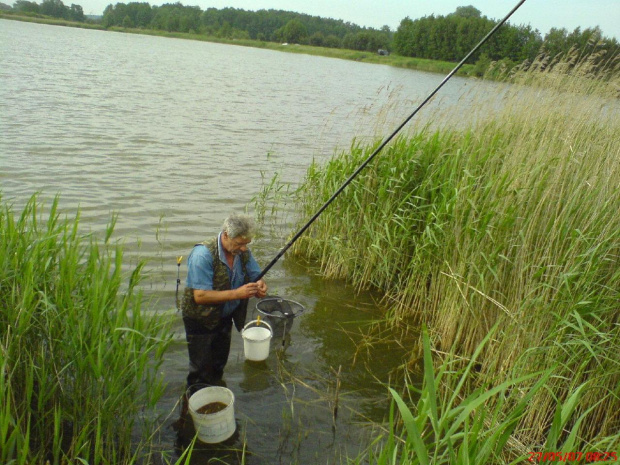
[{"xmin": 255, "ymin": 296, "xmax": 305, "ymax": 319}]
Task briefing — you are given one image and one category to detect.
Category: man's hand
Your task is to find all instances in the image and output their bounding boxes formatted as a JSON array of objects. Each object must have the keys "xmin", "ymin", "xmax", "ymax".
[
  {"xmin": 236, "ymin": 282, "xmax": 262, "ymax": 299},
  {"xmin": 236, "ymin": 280, "xmax": 268, "ymax": 299},
  {"xmin": 193, "ymin": 279, "xmax": 269, "ymax": 304},
  {"xmin": 256, "ymin": 279, "xmax": 267, "ymax": 298}
]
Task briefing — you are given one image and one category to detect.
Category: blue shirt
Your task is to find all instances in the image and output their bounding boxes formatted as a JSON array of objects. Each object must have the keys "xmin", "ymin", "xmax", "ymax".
[{"xmin": 186, "ymin": 233, "xmax": 262, "ymax": 317}]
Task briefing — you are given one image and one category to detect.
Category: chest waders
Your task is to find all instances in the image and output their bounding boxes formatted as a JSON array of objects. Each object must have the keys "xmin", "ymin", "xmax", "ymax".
[{"xmin": 181, "ymin": 238, "xmax": 250, "ymax": 332}]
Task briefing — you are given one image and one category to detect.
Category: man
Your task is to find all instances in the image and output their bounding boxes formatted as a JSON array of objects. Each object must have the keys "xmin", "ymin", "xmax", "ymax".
[{"xmin": 181, "ymin": 214, "xmax": 267, "ymax": 389}]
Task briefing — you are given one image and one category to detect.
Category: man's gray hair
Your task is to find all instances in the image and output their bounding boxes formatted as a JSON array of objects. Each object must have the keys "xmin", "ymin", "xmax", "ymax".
[{"xmin": 222, "ymin": 214, "xmax": 255, "ymax": 239}]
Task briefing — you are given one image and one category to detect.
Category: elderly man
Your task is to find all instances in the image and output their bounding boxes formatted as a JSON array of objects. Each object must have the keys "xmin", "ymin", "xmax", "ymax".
[{"xmin": 181, "ymin": 214, "xmax": 267, "ymax": 389}]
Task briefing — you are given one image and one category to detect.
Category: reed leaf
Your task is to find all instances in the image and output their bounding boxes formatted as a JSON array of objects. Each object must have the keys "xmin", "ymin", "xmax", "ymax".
[{"xmin": 0, "ymin": 194, "xmax": 173, "ymax": 463}]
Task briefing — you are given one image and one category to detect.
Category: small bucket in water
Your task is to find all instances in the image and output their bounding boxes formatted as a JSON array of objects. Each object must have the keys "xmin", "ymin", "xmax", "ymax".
[
  {"xmin": 187, "ymin": 386, "xmax": 236, "ymax": 443},
  {"xmin": 241, "ymin": 319, "xmax": 272, "ymax": 361}
]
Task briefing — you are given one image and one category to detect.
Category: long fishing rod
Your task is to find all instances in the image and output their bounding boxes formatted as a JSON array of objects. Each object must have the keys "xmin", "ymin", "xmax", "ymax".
[{"xmin": 254, "ymin": 0, "xmax": 528, "ymax": 282}]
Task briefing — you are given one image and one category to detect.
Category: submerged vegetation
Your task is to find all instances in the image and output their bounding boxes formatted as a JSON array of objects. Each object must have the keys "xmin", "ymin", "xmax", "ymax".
[
  {"xmin": 0, "ymin": 195, "xmax": 173, "ymax": 463},
  {"xmin": 265, "ymin": 53, "xmax": 620, "ymax": 458}
]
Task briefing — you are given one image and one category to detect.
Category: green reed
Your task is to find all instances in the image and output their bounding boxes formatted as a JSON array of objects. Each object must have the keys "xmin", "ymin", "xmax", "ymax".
[
  {"xmin": 272, "ymin": 52, "xmax": 620, "ymax": 452},
  {"xmin": 0, "ymin": 194, "xmax": 173, "ymax": 464},
  {"xmin": 347, "ymin": 326, "xmax": 616, "ymax": 464}
]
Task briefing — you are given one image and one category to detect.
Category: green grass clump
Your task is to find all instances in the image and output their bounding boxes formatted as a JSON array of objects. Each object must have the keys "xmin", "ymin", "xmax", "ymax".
[
  {"xmin": 284, "ymin": 53, "xmax": 620, "ymax": 451},
  {"xmin": 348, "ymin": 326, "xmax": 616, "ymax": 464},
  {"xmin": 0, "ymin": 194, "xmax": 172, "ymax": 464}
]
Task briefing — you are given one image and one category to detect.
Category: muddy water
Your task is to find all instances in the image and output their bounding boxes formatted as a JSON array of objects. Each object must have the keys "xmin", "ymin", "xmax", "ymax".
[{"xmin": 0, "ymin": 18, "xmax": 497, "ymax": 463}]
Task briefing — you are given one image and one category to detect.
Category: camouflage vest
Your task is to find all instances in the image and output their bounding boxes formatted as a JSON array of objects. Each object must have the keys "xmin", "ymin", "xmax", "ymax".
[{"xmin": 181, "ymin": 237, "xmax": 250, "ymax": 330}]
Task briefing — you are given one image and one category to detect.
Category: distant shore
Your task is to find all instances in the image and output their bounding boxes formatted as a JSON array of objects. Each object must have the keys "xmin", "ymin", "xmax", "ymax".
[{"xmin": 0, "ymin": 12, "xmax": 475, "ymax": 77}]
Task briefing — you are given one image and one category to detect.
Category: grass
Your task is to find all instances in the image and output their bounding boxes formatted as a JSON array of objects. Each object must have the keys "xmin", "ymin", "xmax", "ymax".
[
  {"xmin": 259, "ymin": 50, "xmax": 620, "ymax": 456},
  {"xmin": 0, "ymin": 10, "xmax": 105, "ymax": 30},
  {"xmin": 0, "ymin": 194, "xmax": 173, "ymax": 464},
  {"xmin": 347, "ymin": 325, "xmax": 616, "ymax": 464}
]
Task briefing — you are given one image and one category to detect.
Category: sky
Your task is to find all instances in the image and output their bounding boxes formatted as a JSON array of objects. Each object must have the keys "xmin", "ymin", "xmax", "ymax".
[{"xmin": 78, "ymin": 0, "xmax": 620, "ymax": 40}]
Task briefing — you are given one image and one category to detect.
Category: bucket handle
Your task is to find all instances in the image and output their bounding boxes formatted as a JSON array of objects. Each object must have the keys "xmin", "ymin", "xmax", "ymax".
[{"xmin": 242, "ymin": 319, "xmax": 272, "ymax": 334}]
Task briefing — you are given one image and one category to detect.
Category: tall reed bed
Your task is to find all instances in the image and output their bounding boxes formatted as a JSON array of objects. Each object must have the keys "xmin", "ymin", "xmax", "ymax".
[
  {"xmin": 349, "ymin": 326, "xmax": 605, "ymax": 465},
  {"xmin": 0, "ymin": 195, "xmax": 172, "ymax": 464},
  {"xmin": 285, "ymin": 54, "xmax": 620, "ymax": 451}
]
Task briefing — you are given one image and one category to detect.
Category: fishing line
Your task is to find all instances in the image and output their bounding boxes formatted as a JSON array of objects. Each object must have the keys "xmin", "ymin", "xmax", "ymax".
[{"xmin": 254, "ymin": 0, "xmax": 527, "ymax": 281}]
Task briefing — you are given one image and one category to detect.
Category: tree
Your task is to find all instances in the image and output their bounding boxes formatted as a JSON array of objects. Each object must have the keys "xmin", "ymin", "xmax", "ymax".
[
  {"xmin": 513, "ymin": 24, "xmax": 543, "ymax": 62},
  {"xmin": 394, "ymin": 7, "xmax": 543, "ymax": 64},
  {"xmin": 323, "ymin": 34, "xmax": 341, "ymax": 48},
  {"xmin": 472, "ymin": 52, "xmax": 492, "ymax": 76},
  {"xmin": 13, "ymin": 0, "xmax": 40, "ymax": 13},
  {"xmin": 542, "ymin": 27, "xmax": 568, "ymax": 59},
  {"xmin": 40, "ymin": 0, "xmax": 68, "ymax": 18},
  {"xmin": 218, "ymin": 21, "xmax": 232, "ymax": 38},
  {"xmin": 452, "ymin": 5, "xmax": 481, "ymax": 18},
  {"xmin": 68, "ymin": 3, "xmax": 84, "ymax": 21},
  {"xmin": 309, "ymin": 31, "xmax": 324, "ymax": 46},
  {"xmin": 281, "ymin": 18, "xmax": 307, "ymax": 43},
  {"xmin": 130, "ymin": 2, "xmax": 154, "ymax": 28},
  {"xmin": 101, "ymin": 3, "xmax": 114, "ymax": 27},
  {"xmin": 122, "ymin": 14, "xmax": 132, "ymax": 27},
  {"xmin": 393, "ymin": 17, "xmax": 415, "ymax": 56},
  {"xmin": 165, "ymin": 9, "xmax": 179, "ymax": 32}
]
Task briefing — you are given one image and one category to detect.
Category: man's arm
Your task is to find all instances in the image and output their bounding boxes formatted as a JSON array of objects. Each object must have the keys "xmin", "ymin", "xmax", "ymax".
[{"xmin": 193, "ymin": 283, "xmax": 264, "ymax": 304}]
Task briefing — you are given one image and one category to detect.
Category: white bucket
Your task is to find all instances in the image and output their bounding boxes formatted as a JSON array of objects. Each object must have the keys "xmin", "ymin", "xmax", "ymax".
[
  {"xmin": 187, "ymin": 386, "xmax": 236, "ymax": 443},
  {"xmin": 241, "ymin": 320, "xmax": 272, "ymax": 361}
]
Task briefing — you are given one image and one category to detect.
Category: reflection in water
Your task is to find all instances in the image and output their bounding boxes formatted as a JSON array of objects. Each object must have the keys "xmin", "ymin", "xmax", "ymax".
[{"xmin": 239, "ymin": 360, "xmax": 274, "ymax": 394}]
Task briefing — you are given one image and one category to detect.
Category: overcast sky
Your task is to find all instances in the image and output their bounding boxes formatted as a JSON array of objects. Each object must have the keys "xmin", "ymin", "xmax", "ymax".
[{"xmin": 77, "ymin": 0, "xmax": 620, "ymax": 40}]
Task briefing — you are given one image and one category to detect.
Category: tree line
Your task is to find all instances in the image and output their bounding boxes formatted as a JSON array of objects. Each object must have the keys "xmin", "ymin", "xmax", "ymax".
[
  {"xmin": 97, "ymin": 2, "xmax": 392, "ymax": 51},
  {"xmin": 393, "ymin": 5, "xmax": 618, "ymax": 73},
  {"xmin": 12, "ymin": 0, "xmax": 84, "ymax": 21},
  {"xmin": 8, "ymin": 0, "xmax": 619, "ymax": 73}
]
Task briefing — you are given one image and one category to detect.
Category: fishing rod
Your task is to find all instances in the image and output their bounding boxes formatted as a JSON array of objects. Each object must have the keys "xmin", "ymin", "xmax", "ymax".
[{"xmin": 254, "ymin": 0, "xmax": 528, "ymax": 282}]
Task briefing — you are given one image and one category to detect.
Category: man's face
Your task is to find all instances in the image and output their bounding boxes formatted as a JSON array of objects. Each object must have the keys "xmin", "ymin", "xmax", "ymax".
[{"xmin": 223, "ymin": 232, "xmax": 251, "ymax": 255}]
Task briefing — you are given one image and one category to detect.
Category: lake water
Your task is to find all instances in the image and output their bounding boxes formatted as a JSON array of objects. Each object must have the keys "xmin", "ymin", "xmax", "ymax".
[{"xmin": 1, "ymin": 18, "xmax": 494, "ymax": 464}]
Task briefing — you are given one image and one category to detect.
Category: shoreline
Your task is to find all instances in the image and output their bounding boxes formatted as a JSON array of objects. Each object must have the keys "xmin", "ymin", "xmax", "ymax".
[{"xmin": 0, "ymin": 12, "xmax": 476, "ymax": 77}]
